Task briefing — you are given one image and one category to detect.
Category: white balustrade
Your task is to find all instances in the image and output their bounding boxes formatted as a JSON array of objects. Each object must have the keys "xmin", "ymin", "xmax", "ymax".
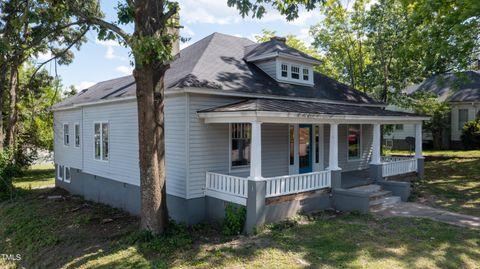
[
  {"xmin": 382, "ymin": 157, "xmax": 417, "ymax": 177},
  {"xmin": 205, "ymin": 172, "xmax": 248, "ymax": 205},
  {"xmin": 265, "ymin": 170, "xmax": 331, "ymax": 198}
]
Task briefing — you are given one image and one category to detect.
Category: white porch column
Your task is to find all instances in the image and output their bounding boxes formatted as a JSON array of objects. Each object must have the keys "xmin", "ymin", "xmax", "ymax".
[
  {"xmin": 250, "ymin": 121, "xmax": 262, "ymax": 180},
  {"xmin": 415, "ymin": 123, "xmax": 423, "ymax": 158},
  {"xmin": 327, "ymin": 123, "xmax": 340, "ymax": 171},
  {"xmin": 371, "ymin": 123, "xmax": 382, "ymax": 165}
]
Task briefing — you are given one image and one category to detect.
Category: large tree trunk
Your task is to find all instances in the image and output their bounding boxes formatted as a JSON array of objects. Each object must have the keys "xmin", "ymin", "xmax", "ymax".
[
  {"xmin": 0, "ymin": 65, "xmax": 7, "ymax": 150},
  {"xmin": 6, "ymin": 63, "xmax": 19, "ymax": 148},
  {"xmin": 134, "ymin": 65, "xmax": 168, "ymax": 233}
]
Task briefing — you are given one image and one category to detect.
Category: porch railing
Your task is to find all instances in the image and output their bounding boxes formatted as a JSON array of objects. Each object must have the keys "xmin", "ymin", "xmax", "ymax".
[
  {"xmin": 382, "ymin": 157, "xmax": 417, "ymax": 177},
  {"xmin": 205, "ymin": 172, "xmax": 248, "ymax": 205},
  {"xmin": 265, "ymin": 170, "xmax": 331, "ymax": 198}
]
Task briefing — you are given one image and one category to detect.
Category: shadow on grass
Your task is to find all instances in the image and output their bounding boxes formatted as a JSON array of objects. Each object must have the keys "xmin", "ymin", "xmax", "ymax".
[{"xmin": 2, "ymin": 187, "xmax": 479, "ymax": 269}]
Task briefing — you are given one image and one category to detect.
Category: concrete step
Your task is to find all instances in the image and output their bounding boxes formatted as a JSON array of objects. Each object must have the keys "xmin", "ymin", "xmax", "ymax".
[
  {"xmin": 369, "ymin": 196, "xmax": 401, "ymax": 211},
  {"xmin": 369, "ymin": 190, "xmax": 392, "ymax": 201},
  {"xmin": 349, "ymin": 184, "xmax": 382, "ymax": 194}
]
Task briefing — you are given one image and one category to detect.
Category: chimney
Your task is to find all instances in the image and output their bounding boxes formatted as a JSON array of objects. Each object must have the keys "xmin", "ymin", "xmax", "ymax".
[
  {"xmin": 168, "ymin": 14, "xmax": 180, "ymax": 56},
  {"xmin": 270, "ymin": 36, "xmax": 286, "ymax": 44}
]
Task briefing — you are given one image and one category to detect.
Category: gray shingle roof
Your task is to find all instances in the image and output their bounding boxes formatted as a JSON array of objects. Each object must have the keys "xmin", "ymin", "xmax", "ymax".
[
  {"xmin": 406, "ymin": 71, "xmax": 480, "ymax": 102},
  {"xmin": 53, "ymin": 33, "xmax": 381, "ymax": 110},
  {"xmin": 244, "ymin": 38, "xmax": 321, "ymax": 63},
  {"xmin": 199, "ymin": 98, "xmax": 425, "ymax": 118}
]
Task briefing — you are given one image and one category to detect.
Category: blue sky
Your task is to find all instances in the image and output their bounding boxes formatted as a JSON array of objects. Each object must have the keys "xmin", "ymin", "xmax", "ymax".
[{"xmin": 42, "ymin": 0, "xmax": 326, "ymax": 91}]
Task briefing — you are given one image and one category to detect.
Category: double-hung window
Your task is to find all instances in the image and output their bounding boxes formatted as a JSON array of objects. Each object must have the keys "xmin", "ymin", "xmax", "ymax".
[
  {"xmin": 94, "ymin": 122, "xmax": 109, "ymax": 161},
  {"xmin": 281, "ymin": 63, "xmax": 288, "ymax": 78},
  {"xmin": 303, "ymin": 68, "xmax": 309, "ymax": 81},
  {"xmin": 58, "ymin": 164, "xmax": 64, "ymax": 180},
  {"xmin": 231, "ymin": 123, "xmax": 251, "ymax": 168},
  {"xmin": 64, "ymin": 167, "xmax": 71, "ymax": 183},
  {"xmin": 348, "ymin": 124, "xmax": 361, "ymax": 160},
  {"xmin": 74, "ymin": 123, "xmax": 80, "ymax": 147},
  {"xmin": 291, "ymin": 65, "xmax": 300, "ymax": 79},
  {"xmin": 458, "ymin": 109, "xmax": 469, "ymax": 130},
  {"xmin": 63, "ymin": 124, "xmax": 69, "ymax": 146}
]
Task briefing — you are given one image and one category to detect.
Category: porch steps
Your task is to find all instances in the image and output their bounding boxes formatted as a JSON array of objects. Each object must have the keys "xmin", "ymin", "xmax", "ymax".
[{"xmin": 348, "ymin": 184, "xmax": 401, "ymax": 211}]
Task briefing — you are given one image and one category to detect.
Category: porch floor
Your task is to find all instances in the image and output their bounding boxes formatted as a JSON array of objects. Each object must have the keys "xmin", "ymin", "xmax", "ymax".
[{"xmin": 341, "ymin": 169, "xmax": 373, "ymax": 189}]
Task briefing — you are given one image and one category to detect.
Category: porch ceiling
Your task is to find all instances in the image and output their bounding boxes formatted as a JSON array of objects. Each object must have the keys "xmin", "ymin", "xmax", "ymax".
[{"xmin": 197, "ymin": 98, "xmax": 429, "ymax": 124}]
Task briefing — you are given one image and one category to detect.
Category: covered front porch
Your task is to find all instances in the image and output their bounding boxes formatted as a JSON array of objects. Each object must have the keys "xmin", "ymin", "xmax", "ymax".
[{"xmin": 197, "ymin": 98, "xmax": 428, "ymax": 232}]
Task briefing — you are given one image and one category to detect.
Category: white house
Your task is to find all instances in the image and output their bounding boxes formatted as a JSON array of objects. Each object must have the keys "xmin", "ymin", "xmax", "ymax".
[
  {"xmin": 52, "ymin": 33, "xmax": 428, "ymax": 230},
  {"xmin": 385, "ymin": 71, "xmax": 480, "ymax": 150}
]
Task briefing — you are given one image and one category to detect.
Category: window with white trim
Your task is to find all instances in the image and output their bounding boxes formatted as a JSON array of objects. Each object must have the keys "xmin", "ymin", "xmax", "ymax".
[
  {"xmin": 231, "ymin": 123, "xmax": 251, "ymax": 168},
  {"xmin": 348, "ymin": 124, "xmax": 361, "ymax": 160},
  {"xmin": 303, "ymin": 68, "xmax": 309, "ymax": 81},
  {"xmin": 458, "ymin": 109, "xmax": 469, "ymax": 130},
  {"xmin": 94, "ymin": 122, "xmax": 109, "ymax": 160},
  {"xmin": 63, "ymin": 124, "xmax": 69, "ymax": 146},
  {"xmin": 64, "ymin": 167, "xmax": 71, "ymax": 183},
  {"xmin": 281, "ymin": 63, "xmax": 288, "ymax": 78},
  {"xmin": 74, "ymin": 123, "xmax": 80, "ymax": 147},
  {"xmin": 57, "ymin": 164, "xmax": 64, "ymax": 180},
  {"xmin": 291, "ymin": 65, "xmax": 300, "ymax": 79}
]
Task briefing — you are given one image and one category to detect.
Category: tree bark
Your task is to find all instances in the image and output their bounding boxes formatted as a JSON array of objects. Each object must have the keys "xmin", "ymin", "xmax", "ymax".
[
  {"xmin": 6, "ymin": 62, "xmax": 19, "ymax": 148},
  {"xmin": 133, "ymin": 0, "xmax": 170, "ymax": 233},
  {"xmin": 0, "ymin": 65, "xmax": 7, "ymax": 150}
]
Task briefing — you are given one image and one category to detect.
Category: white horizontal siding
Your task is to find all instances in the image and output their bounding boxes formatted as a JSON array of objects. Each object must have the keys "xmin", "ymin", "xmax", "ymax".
[
  {"xmin": 255, "ymin": 60, "xmax": 277, "ymax": 79},
  {"xmin": 82, "ymin": 101, "xmax": 140, "ymax": 186},
  {"xmin": 53, "ymin": 109, "xmax": 83, "ymax": 169},
  {"xmin": 188, "ymin": 94, "xmax": 244, "ymax": 198},
  {"xmin": 164, "ymin": 94, "xmax": 187, "ymax": 198}
]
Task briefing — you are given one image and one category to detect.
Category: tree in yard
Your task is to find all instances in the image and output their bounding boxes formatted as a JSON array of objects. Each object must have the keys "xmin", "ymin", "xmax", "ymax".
[
  {"xmin": 71, "ymin": 0, "xmax": 180, "ymax": 233},
  {"xmin": 0, "ymin": 0, "xmax": 97, "ymax": 150},
  {"xmin": 410, "ymin": 92, "xmax": 451, "ymax": 150}
]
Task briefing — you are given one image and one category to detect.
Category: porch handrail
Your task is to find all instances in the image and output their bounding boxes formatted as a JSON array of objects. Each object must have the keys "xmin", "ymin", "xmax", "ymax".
[
  {"xmin": 205, "ymin": 172, "xmax": 248, "ymax": 205},
  {"xmin": 381, "ymin": 156, "xmax": 415, "ymax": 163},
  {"xmin": 382, "ymin": 158, "xmax": 417, "ymax": 177},
  {"xmin": 264, "ymin": 170, "xmax": 331, "ymax": 198}
]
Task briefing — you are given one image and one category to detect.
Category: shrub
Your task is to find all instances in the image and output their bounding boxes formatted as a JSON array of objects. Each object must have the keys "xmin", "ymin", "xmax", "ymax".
[
  {"xmin": 461, "ymin": 118, "xmax": 480, "ymax": 149},
  {"xmin": 0, "ymin": 150, "xmax": 15, "ymax": 199},
  {"xmin": 223, "ymin": 204, "xmax": 246, "ymax": 236}
]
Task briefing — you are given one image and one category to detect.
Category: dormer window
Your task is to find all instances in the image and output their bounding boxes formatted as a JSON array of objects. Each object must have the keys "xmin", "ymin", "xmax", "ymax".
[
  {"xmin": 291, "ymin": 65, "xmax": 300, "ymax": 79},
  {"xmin": 274, "ymin": 61, "xmax": 314, "ymax": 86},
  {"xmin": 281, "ymin": 64, "xmax": 288, "ymax": 78},
  {"xmin": 303, "ymin": 68, "xmax": 309, "ymax": 81}
]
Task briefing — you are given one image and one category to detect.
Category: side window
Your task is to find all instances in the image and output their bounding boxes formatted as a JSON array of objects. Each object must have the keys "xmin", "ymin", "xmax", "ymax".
[
  {"xmin": 303, "ymin": 68, "xmax": 309, "ymax": 81},
  {"xmin": 58, "ymin": 164, "xmax": 64, "ymax": 180},
  {"xmin": 75, "ymin": 124, "xmax": 80, "ymax": 147},
  {"xmin": 458, "ymin": 109, "xmax": 469, "ymax": 130},
  {"xmin": 281, "ymin": 63, "xmax": 288, "ymax": 78},
  {"xmin": 64, "ymin": 167, "xmax": 71, "ymax": 183},
  {"xmin": 63, "ymin": 124, "xmax": 69, "ymax": 146},
  {"xmin": 231, "ymin": 123, "xmax": 251, "ymax": 168},
  {"xmin": 94, "ymin": 122, "xmax": 109, "ymax": 161}
]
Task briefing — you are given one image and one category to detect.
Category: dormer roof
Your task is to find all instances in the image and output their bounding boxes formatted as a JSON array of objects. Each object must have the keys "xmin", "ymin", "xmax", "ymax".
[{"xmin": 244, "ymin": 36, "xmax": 322, "ymax": 65}]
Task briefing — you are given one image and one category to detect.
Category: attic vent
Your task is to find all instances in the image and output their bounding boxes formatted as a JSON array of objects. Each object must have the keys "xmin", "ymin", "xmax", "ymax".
[{"xmin": 270, "ymin": 36, "xmax": 286, "ymax": 43}]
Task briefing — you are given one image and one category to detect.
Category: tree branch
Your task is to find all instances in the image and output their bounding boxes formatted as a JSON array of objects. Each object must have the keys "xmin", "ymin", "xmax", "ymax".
[
  {"xmin": 85, "ymin": 17, "xmax": 132, "ymax": 46},
  {"xmin": 29, "ymin": 28, "xmax": 89, "ymax": 84}
]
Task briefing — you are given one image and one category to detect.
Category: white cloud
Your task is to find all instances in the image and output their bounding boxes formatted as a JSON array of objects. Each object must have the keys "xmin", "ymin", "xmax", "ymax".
[
  {"xmin": 95, "ymin": 38, "xmax": 126, "ymax": 60},
  {"xmin": 297, "ymin": 28, "xmax": 314, "ymax": 45},
  {"xmin": 116, "ymin": 65, "xmax": 133, "ymax": 76},
  {"xmin": 105, "ymin": 46, "xmax": 116, "ymax": 59},
  {"xmin": 95, "ymin": 39, "xmax": 121, "ymax": 47},
  {"xmin": 181, "ymin": 25, "xmax": 195, "ymax": 37},
  {"xmin": 179, "ymin": 0, "xmax": 241, "ymax": 24},
  {"xmin": 75, "ymin": 81, "xmax": 96, "ymax": 90}
]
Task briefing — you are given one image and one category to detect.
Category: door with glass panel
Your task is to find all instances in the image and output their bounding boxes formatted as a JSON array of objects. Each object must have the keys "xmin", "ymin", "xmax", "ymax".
[{"xmin": 299, "ymin": 124, "xmax": 313, "ymax": 173}]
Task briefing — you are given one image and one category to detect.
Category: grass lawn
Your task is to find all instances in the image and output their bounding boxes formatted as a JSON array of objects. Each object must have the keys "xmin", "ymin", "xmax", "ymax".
[
  {"xmin": 1, "ymin": 155, "xmax": 479, "ymax": 269},
  {"xmin": 386, "ymin": 149, "xmax": 480, "ymax": 158},
  {"xmin": 12, "ymin": 163, "xmax": 55, "ymax": 189}
]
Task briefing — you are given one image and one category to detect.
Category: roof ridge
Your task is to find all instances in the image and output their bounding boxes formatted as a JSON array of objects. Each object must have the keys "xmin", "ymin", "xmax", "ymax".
[{"xmin": 189, "ymin": 33, "xmax": 218, "ymax": 76}]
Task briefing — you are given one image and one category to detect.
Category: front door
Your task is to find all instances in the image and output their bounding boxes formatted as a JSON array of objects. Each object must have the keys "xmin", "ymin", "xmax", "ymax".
[{"xmin": 299, "ymin": 124, "xmax": 313, "ymax": 173}]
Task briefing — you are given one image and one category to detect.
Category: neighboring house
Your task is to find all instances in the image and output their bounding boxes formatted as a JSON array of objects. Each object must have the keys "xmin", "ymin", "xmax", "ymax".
[
  {"xmin": 52, "ymin": 33, "xmax": 428, "ymax": 232},
  {"xmin": 385, "ymin": 71, "xmax": 480, "ymax": 150}
]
